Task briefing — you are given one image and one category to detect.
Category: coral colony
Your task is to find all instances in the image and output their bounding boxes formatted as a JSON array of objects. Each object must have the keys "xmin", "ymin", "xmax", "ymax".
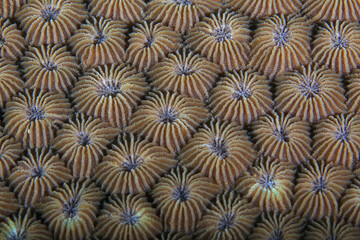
[{"xmin": 1, "ymin": 0, "xmax": 360, "ymax": 239}]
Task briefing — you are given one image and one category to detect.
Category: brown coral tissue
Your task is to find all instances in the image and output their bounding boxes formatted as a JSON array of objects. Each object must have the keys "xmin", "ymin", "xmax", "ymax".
[
  {"xmin": 146, "ymin": 0, "xmax": 222, "ymax": 34},
  {"xmin": 226, "ymin": 0, "xmax": 301, "ymax": 18},
  {"xmin": 72, "ymin": 64, "xmax": 149, "ymax": 128},
  {"xmin": 0, "ymin": 209, "xmax": 52, "ymax": 240},
  {"xmin": 94, "ymin": 132, "xmax": 176, "ymax": 194},
  {"xmin": 312, "ymin": 20, "xmax": 360, "ymax": 74},
  {"xmin": 127, "ymin": 90, "xmax": 209, "ymax": 152},
  {"xmin": 0, "ymin": 58, "xmax": 24, "ymax": 108},
  {"xmin": 313, "ymin": 113, "xmax": 360, "ymax": 169},
  {"xmin": 209, "ymin": 69, "xmax": 273, "ymax": 126},
  {"xmin": 0, "ymin": 0, "xmax": 24, "ymax": 18},
  {"xmin": 252, "ymin": 111, "xmax": 311, "ymax": 165},
  {"xmin": 196, "ymin": 191, "xmax": 259, "ymax": 240},
  {"xmin": 0, "ymin": 182, "xmax": 20, "ymax": 220},
  {"xmin": 340, "ymin": 177, "xmax": 360, "ymax": 226},
  {"xmin": 54, "ymin": 113, "xmax": 118, "ymax": 178},
  {"xmin": 153, "ymin": 232, "xmax": 192, "ymax": 240},
  {"xmin": 21, "ymin": 44, "xmax": 81, "ymax": 94},
  {"xmin": 236, "ymin": 156, "xmax": 295, "ymax": 212},
  {"xmin": 150, "ymin": 49, "xmax": 221, "ymax": 101},
  {"xmin": 69, "ymin": 16, "xmax": 127, "ymax": 70},
  {"xmin": 127, "ymin": 21, "xmax": 182, "ymax": 72},
  {"xmin": 249, "ymin": 14, "xmax": 312, "ymax": 78},
  {"xmin": 0, "ymin": 18, "xmax": 25, "ymax": 60},
  {"xmin": 275, "ymin": 62, "xmax": 346, "ymax": 123},
  {"xmin": 249, "ymin": 211, "xmax": 305, "ymax": 240},
  {"xmin": 294, "ymin": 159, "xmax": 353, "ymax": 220},
  {"xmin": 346, "ymin": 69, "xmax": 360, "ymax": 115},
  {"xmin": 8, "ymin": 148, "xmax": 72, "ymax": 207},
  {"xmin": 95, "ymin": 193, "xmax": 162, "ymax": 240},
  {"xmin": 4, "ymin": 89, "xmax": 73, "ymax": 148},
  {"xmin": 152, "ymin": 166, "xmax": 220, "ymax": 233},
  {"xmin": 89, "ymin": 0, "xmax": 146, "ymax": 24},
  {"xmin": 180, "ymin": 119, "xmax": 256, "ymax": 187},
  {"xmin": 0, "ymin": 132, "xmax": 22, "ymax": 181},
  {"xmin": 303, "ymin": 0, "xmax": 360, "ymax": 22},
  {"xmin": 186, "ymin": 10, "xmax": 251, "ymax": 71},
  {"xmin": 38, "ymin": 179, "xmax": 104, "ymax": 240},
  {"xmin": 304, "ymin": 217, "xmax": 360, "ymax": 240},
  {"xmin": 16, "ymin": 0, "xmax": 87, "ymax": 46}
]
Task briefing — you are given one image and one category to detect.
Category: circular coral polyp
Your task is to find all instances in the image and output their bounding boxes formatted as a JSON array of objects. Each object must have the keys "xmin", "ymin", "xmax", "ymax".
[
  {"xmin": 16, "ymin": 0, "xmax": 87, "ymax": 46},
  {"xmin": 186, "ymin": 10, "xmax": 251, "ymax": 71},
  {"xmin": 127, "ymin": 91, "xmax": 209, "ymax": 152}
]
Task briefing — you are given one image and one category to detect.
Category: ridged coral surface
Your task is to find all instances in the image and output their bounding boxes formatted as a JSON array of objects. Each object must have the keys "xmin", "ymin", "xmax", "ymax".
[{"xmin": 1, "ymin": 0, "xmax": 360, "ymax": 238}]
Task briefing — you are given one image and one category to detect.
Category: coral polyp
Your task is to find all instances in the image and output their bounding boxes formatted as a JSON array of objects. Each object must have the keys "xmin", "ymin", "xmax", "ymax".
[
  {"xmin": 72, "ymin": 64, "xmax": 149, "ymax": 128},
  {"xmin": 22, "ymin": 44, "xmax": 81, "ymax": 94},
  {"xmin": 0, "ymin": 18, "xmax": 25, "ymax": 60},
  {"xmin": 54, "ymin": 113, "xmax": 118, "ymax": 178},
  {"xmin": 303, "ymin": 0, "xmax": 360, "ymax": 22},
  {"xmin": 186, "ymin": 10, "xmax": 251, "ymax": 71},
  {"xmin": 196, "ymin": 191, "xmax": 259, "ymax": 240},
  {"xmin": 8, "ymin": 148, "xmax": 71, "ymax": 207},
  {"xmin": 38, "ymin": 179, "xmax": 104, "ymax": 240},
  {"xmin": 236, "ymin": 156, "xmax": 295, "ymax": 212},
  {"xmin": 312, "ymin": 20, "xmax": 360, "ymax": 74},
  {"xmin": 95, "ymin": 194, "xmax": 162, "ymax": 240},
  {"xmin": 0, "ymin": 209, "xmax": 52, "ymax": 240},
  {"xmin": 127, "ymin": 91, "xmax": 209, "ymax": 152},
  {"xmin": 89, "ymin": 0, "xmax": 146, "ymax": 24},
  {"xmin": 180, "ymin": 119, "xmax": 256, "ymax": 187},
  {"xmin": 94, "ymin": 132, "xmax": 176, "ymax": 194},
  {"xmin": 249, "ymin": 14, "xmax": 312, "ymax": 78},
  {"xmin": 313, "ymin": 113, "xmax": 360, "ymax": 169},
  {"xmin": 226, "ymin": 0, "xmax": 301, "ymax": 18},
  {"xmin": 252, "ymin": 111, "xmax": 312, "ymax": 165},
  {"xmin": 127, "ymin": 21, "xmax": 182, "ymax": 72},
  {"xmin": 294, "ymin": 159, "xmax": 353, "ymax": 220},
  {"xmin": 17, "ymin": 0, "xmax": 87, "ymax": 46},
  {"xmin": 209, "ymin": 69, "xmax": 273, "ymax": 126},
  {"xmin": 150, "ymin": 49, "xmax": 221, "ymax": 101},
  {"xmin": 152, "ymin": 166, "xmax": 220, "ymax": 233},
  {"xmin": 70, "ymin": 17, "xmax": 127, "ymax": 70},
  {"xmin": 146, "ymin": 0, "xmax": 222, "ymax": 34},
  {"xmin": 275, "ymin": 63, "xmax": 346, "ymax": 123},
  {"xmin": 4, "ymin": 89, "xmax": 73, "ymax": 148}
]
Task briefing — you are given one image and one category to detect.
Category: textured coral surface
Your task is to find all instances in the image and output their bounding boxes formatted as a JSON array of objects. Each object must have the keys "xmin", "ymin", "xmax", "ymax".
[{"xmin": 1, "ymin": 0, "xmax": 360, "ymax": 239}]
